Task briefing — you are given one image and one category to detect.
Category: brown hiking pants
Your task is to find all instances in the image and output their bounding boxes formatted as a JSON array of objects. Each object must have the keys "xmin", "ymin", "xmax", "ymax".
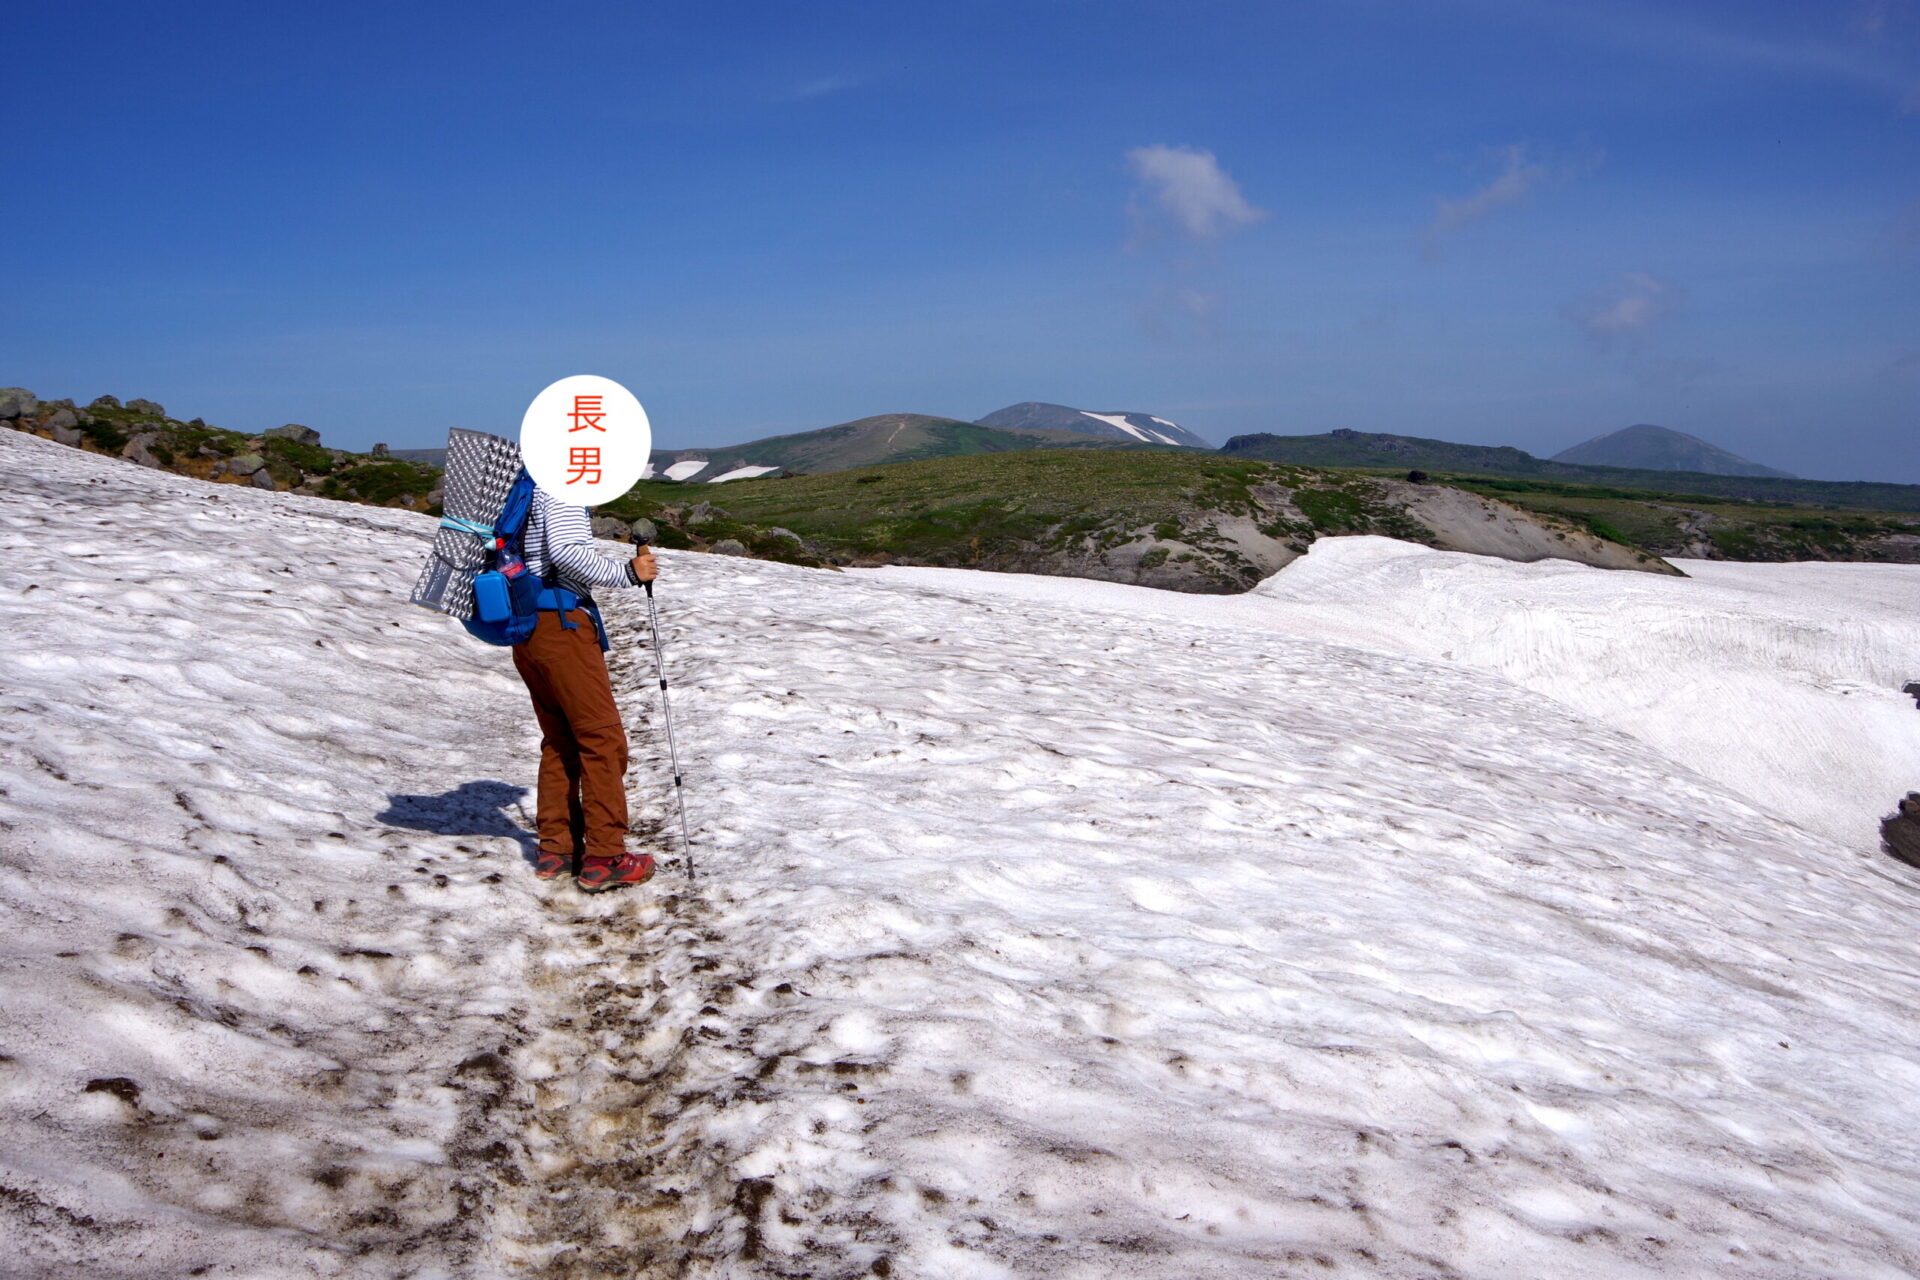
[{"xmin": 512, "ymin": 609, "xmax": 629, "ymax": 861}]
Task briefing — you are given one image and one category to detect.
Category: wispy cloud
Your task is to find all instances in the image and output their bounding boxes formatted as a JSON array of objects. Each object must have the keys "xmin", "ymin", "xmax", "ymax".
[
  {"xmin": 1564, "ymin": 271, "xmax": 1686, "ymax": 348},
  {"xmin": 1423, "ymin": 145, "xmax": 1561, "ymax": 252},
  {"xmin": 1466, "ymin": 0, "xmax": 1920, "ymax": 113},
  {"xmin": 1893, "ymin": 199, "xmax": 1920, "ymax": 248},
  {"xmin": 1138, "ymin": 285, "xmax": 1221, "ymax": 339},
  {"xmin": 780, "ymin": 75, "xmax": 864, "ymax": 103},
  {"xmin": 1881, "ymin": 349, "xmax": 1920, "ymax": 378},
  {"xmin": 1126, "ymin": 145, "xmax": 1267, "ymax": 241},
  {"xmin": 1850, "ymin": 0, "xmax": 1893, "ymax": 39}
]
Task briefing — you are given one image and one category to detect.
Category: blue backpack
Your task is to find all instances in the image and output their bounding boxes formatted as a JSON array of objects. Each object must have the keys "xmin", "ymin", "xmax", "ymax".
[
  {"xmin": 460, "ymin": 469, "xmax": 543, "ymax": 646},
  {"xmin": 455, "ymin": 470, "xmax": 611, "ymax": 651}
]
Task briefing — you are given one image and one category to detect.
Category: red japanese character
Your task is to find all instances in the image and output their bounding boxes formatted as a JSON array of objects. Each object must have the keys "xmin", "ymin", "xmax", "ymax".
[
  {"xmin": 568, "ymin": 394, "xmax": 607, "ymax": 432},
  {"xmin": 566, "ymin": 446, "xmax": 602, "ymax": 485}
]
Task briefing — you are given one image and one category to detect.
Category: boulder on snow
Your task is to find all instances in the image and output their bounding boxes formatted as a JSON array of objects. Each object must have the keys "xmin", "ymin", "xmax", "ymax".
[
  {"xmin": 125, "ymin": 398, "xmax": 165, "ymax": 418},
  {"xmin": 1884, "ymin": 793, "xmax": 1920, "ymax": 868},
  {"xmin": 249, "ymin": 470, "xmax": 277, "ymax": 490},
  {"xmin": 1904, "ymin": 680, "xmax": 1920, "ymax": 708},
  {"xmin": 590, "ymin": 516, "xmax": 632, "ymax": 542},
  {"xmin": 709, "ymin": 538, "xmax": 748, "ymax": 556},
  {"xmin": 51, "ymin": 421, "xmax": 83, "ymax": 448},
  {"xmin": 0, "ymin": 387, "xmax": 40, "ymax": 419},
  {"xmin": 265, "ymin": 423, "xmax": 320, "ymax": 446},
  {"xmin": 122, "ymin": 432, "xmax": 165, "ymax": 469}
]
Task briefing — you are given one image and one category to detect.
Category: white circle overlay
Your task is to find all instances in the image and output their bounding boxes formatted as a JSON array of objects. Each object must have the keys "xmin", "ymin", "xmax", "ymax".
[{"xmin": 519, "ymin": 374, "xmax": 652, "ymax": 505}]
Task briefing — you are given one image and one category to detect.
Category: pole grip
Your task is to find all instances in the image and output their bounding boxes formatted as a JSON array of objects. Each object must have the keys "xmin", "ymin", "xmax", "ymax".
[{"xmin": 633, "ymin": 530, "xmax": 654, "ymax": 596}]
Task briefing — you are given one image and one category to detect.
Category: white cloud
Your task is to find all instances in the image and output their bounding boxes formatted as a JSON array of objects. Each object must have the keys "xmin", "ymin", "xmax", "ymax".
[
  {"xmin": 1426, "ymin": 145, "xmax": 1553, "ymax": 242},
  {"xmin": 1565, "ymin": 271, "xmax": 1686, "ymax": 348},
  {"xmin": 1125, "ymin": 145, "xmax": 1267, "ymax": 241}
]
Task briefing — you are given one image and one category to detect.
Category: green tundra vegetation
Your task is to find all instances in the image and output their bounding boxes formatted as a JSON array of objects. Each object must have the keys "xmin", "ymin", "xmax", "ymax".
[{"xmin": 599, "ymin": 449, "xmax": 1446, "ymax": 581}]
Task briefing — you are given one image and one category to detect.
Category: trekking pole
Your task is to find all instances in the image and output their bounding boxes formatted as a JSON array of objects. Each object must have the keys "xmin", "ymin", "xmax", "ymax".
[{"xmin": 633, "ymin": 533, "xmax": 695, "ymax": 878}]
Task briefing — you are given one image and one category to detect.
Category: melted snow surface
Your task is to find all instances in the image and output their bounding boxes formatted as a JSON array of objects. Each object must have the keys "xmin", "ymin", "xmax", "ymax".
[
  {"xmin": 0, "ymin": 433, "xmax": 559, "ymax": 1275},
  {"xmin": 874, "ymin": 540, "xmax": 1920, "ymax": 851},
  {"xmin": 5, "ymin": 431, "xmax": 1920, "ymax": 1278}
]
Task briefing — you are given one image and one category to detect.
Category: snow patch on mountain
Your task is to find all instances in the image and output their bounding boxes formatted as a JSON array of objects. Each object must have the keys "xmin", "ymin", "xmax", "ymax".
[
  {"xmin": 1081, "ymin": 411, "xmax": 1154, "ymax": 442},
  {"xmin": 707, "ymin": 464, "xmax": 781, "ymax": 483}
]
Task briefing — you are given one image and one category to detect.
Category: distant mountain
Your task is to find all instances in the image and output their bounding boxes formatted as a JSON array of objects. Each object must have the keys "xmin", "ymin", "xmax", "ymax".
[
  {"xmin": 976, "ymin": 402, "xmax": 1210, "ymax": 449},
  {"xmin": 646, "ymin": 413, "xmax": 1144, "ymax": 482},
  {"xmin": 1219, "ymin": 428, "xmax": 1920, "ymax": 512},
  {"xmin": 1552, "ymin": 424, "xmax": 1795, "ymax": 478}
]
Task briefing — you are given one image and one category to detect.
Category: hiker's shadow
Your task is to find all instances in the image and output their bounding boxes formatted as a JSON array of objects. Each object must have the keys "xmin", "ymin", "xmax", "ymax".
[{"xmin": 378, "ymin": 780, "xmax": 539, "ymax": 865}]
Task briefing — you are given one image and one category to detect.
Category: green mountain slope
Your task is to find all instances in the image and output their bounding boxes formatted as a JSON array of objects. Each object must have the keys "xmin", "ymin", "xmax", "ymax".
[
  {"xmin": 1221, "ymin": 428, "xmax": 1920, "ymax": 513},
  {"xmin": 599, "ymin": 448, "xmax": 1669, "ymax": 592},
  {"xmin": 1551, "ymin": 424, "xmax": 1795, "ymax": 478},
  {"xmin": 646, "ymin": 412, "xmax": 1156, "ymax": 479}
]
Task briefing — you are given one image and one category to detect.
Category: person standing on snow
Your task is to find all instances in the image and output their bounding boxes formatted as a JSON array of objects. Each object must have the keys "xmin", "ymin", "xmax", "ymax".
[{"xmin": 514, "ymin": 486, "xmax": 659, "ymax": 891}]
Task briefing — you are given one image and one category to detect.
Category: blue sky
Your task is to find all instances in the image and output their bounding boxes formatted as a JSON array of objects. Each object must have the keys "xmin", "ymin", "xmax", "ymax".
[{"xmin": 6, "ymin": 0, "xmax": 1918, "ymax": 480}]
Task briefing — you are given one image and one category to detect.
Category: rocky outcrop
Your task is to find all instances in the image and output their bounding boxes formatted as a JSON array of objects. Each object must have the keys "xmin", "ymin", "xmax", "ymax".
[
  {"xmin": 1382, "ymin": 480, "xmax": 1680, "ymax": 574},
  {"xmin": 948, "ymin": 471, "xmax": 1680, "ymax": 594},
  {"xmin": 3, "ymin": 388, "xmax": 444, "ymax": 515}
]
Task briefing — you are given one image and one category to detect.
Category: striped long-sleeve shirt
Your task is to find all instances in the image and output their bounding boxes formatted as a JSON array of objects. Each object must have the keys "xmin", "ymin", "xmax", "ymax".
[{"xmin": 523, "ymin": 489, "xmax": 641, "ymax": 601}]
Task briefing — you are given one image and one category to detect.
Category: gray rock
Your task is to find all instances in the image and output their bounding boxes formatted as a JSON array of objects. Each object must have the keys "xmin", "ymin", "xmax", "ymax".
[
  {"xmin": 687, "ymin": 501, "xmax": 727, "ymax": 525},
  {"xmin": 43, "ymin": 407, "xmax": 79, "ymax": 432},
  {"xmin": 371, "ymin": 442, "xmax": 389, "ymax": 458},
  {"xmin": 426, "ymin": 485, "xmax": 444, "ymax": 509},
  {"xmin": 591, "ymin": 516, "xmax": 632, "ymax": 542},
  {"xmin": 126, "ymin": 398, "xmax": 165, "ymax": 418},
  {"xmin": 122, "ymin": 432, "xmax": 165, "ymax": 469},
  {"xmin": 0, "ymin": 388, "xmax": 37, "ymax": 419},
  {"xmin": 89, "ymin": 395, "xmax": 122, "ymax": 411},
  {"xmin": 766, "ymin": 526, "xmax": 803, "ymax": 543},
  {"xmin": 225, "ymin": 453, "xmax": 266, "ymax": 476},
  {"xmin": 709, "ymin": 538, "xmax": 748, "ymax": 556},
  {"xmin": 630, "ymin": 517, "xmax": 659, "ymax": 545},
  {"xmin": 1884, "ymin": 793, "xmax": 1920, "ymax": 868},
  {"xmin": 51, "ymin": 422, "xmax": 83, "ymax": 448},
  {"xmin": 249, "ymin": 470, "xmax": 277, "ymax": 490},
  {"xmin": 265, "ymin": 423, "xmax": 320, "ymax": 446}
]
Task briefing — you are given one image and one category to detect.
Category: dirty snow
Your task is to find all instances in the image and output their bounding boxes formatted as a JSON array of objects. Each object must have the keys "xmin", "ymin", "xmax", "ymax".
[{"xmin": 5, "ymin": 430, "xmax": 1920, "ymax": 1278}]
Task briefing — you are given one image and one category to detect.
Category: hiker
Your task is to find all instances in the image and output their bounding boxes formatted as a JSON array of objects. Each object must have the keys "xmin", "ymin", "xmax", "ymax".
[{"xmin": 514, "ymin": 486, "xmax": 659, "ymax": 891}]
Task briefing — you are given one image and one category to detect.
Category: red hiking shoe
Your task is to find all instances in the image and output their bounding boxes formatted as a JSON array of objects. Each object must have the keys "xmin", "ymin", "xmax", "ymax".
[
  {"xmin": 578, "ymin": 852, "xmax": 656, "ymax": 893},
  {"xmin": 534, "ymin": 851, "xmax": 571, "ymax": 880}
]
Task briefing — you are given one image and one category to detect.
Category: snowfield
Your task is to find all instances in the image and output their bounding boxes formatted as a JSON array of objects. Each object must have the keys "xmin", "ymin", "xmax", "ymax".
[{"xmin": 3, "ymin": 428, "xmax": 1920, "ymax": 1279}]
